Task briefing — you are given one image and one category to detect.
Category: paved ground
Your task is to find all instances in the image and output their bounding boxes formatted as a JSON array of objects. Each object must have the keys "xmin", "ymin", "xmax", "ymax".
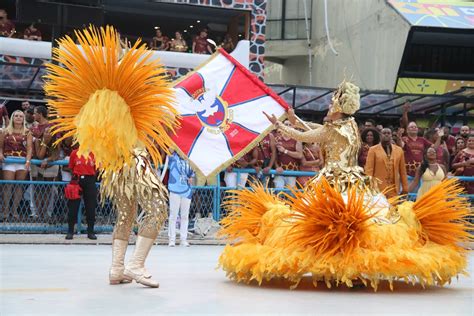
[{"xmin": 0, "ymin": 245, "xmax": 473, "ymax": 315}]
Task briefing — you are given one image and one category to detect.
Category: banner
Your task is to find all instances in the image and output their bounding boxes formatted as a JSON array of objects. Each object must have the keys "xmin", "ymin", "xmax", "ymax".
[{"xmin": 171, "ymin": 48, "xmax": 289, "ymax": 179}]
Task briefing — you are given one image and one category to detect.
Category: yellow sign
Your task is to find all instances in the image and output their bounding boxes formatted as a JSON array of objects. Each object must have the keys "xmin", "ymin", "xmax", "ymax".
[{"xmin": 395, "ymin": 77, "xmax": 474, "ymax": 94}]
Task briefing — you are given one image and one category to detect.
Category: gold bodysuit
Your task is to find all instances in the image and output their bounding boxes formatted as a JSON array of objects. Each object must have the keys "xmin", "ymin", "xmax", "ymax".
[
  {"xmin": 276, "ymin": 117, "xmax": 378, "ymax": 195},
  {"xmin": 100, "ymin": 147, "xmax": 168, "ymax": 240}
]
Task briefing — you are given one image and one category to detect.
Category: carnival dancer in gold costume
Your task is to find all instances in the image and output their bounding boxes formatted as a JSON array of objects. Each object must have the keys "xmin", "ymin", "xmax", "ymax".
[
  {"xmin": 44, "ymin": 26, "xmax": 178, "ymax": 288},
  {"xmin": 219, "ymin": 80, "xmax": 472, "ymax": 291}
]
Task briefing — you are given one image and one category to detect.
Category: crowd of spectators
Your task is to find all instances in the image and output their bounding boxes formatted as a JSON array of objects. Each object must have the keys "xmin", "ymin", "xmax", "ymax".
[
  {"xmin": 221, "ymin": 102, "xmax": 473, "ymax": 199},
  {"xmin": 0, "ymin": 99, "xmax": 472, "ymax": 224},
  {"xmin": 150, "ymin": 26, "xmax": 236, "ymax": 54},
  {"xmin": 0, "ymin": 9, "xmax": 42, "ymax": 41},
  {"xmin": 0, "ymin": 102, "xmax": 76, "ymax": 222},
  {"xmin": 1, "ymin": 8, "xmax": 238, "ymax": 54}
]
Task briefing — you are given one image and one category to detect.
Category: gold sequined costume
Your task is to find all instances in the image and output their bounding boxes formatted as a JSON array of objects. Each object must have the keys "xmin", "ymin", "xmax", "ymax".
[
  {"xmin": 276, "ymin": 116, "xmax": 378, "ymax": 195},
  {"xmin": 218, "ymin": 81, "xmax": 472, "ymax": 291},
  {"xmin": 44, "ymin": 26, "xmax": 178, "ymax": 288},
  {"xmin": 101, "ymin": 148, "xmax": 168, "ymax": 241}
]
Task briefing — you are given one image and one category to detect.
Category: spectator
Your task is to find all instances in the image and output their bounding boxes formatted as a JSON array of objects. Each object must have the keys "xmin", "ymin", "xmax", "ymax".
[
  {"xmin": 30, "ymin": 106, "xmax": 60, "ymax": 220},
  {"xmin": 274, "ymin": 120, "xmax": 303, "ymax": 188},
  {"xmin": 169, "ymin": 31, "xmax": 188, "ymax": 52},
  {"xmin": 221, "ymin": 33, "xmax": 235, "ymax": 53},
  {"xmin": 65, "ymin": 148, "xmax": 97, "ymax": 240},
  {"xmin": 21, "ymin": 100, "xmax": 30, "ymax": 111},
  {"xmin": 451, "ymin": 137, "xmax": 466, "ymax": 172},
  {"xmin": 459, "ymin": 125, "xmax": 470, "ymax": 142},
  {"xmin": 224, "ymin": 148, "xmax": 258, "ymax": 188},
  {"xmin": 365, "ymin": 128, "xmax": 408, "ymax": 198},
  {"xmin": 358, "ymin": 127, "xmax": 380, "ymax": 168},
  {"xmin": 253, "ymin": 133, "xmax": 277, "ymax": 183},
  {"xmin": 451, "ymin": 134, "xmax": 474, "ymax": 194},
  {"xmin": 364, "ymin": 119, "xmax": 376, "ymax": 129},
  {"xmin": 442, "ymin": 126, "xmax": 456, "ymax": 155},
  {"xmin": 167, "ymin": 151, "xmax": 195, "ymax": 247},
  {"xmin": 0, "ymin": 101, "xmax": 9, "ymax": 128},
  {"xmin": 297, "ymin": 142, "xmax": 323, "ymax": 186},
  {"xmin": 0, "ymin": 110, "xmax": 33, "ymax": 221},
  {"xmin": 0, "ymin": 9, "xmax": 15, "ymax": 38},
  {"xmin": 151, "ymin": 28, "xmax": 169, "ymax": 51},
  {"xmin": 424, "ymin": 128, "xmax": 449, "ymax": 172},
  {"xmin": 397, "ymin": 121, "xmax": 433, "ymax": 177},
  {"xmin": 408, "ymin": 147, "xmax": 447, "ymax": 200},
  {"xmin": 192, "ymin": 29, "xmax": 212, "ymax": 54},
  {"xmin": 24, "ymin": 106, "xmax": 36, "ymax": 129},
  {"xmin": 23, "ymin": 23, "xmax": 42, "ymax": 41}
]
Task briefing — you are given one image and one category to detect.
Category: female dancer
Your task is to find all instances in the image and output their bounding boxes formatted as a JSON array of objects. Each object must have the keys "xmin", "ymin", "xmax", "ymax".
[{"xmin": 45, "ymin": 26, "xmax": 178, "ymax": 288}]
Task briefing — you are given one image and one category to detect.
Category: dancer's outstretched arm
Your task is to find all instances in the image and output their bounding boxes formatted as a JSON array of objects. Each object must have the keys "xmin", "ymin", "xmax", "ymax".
[
  {"xmin": 287, "ymin": 108, "xmax": 322, "ymax": 130},
  {"xmin": 264, "ymin": 111, "xmax": 325, "ymax": 144}
]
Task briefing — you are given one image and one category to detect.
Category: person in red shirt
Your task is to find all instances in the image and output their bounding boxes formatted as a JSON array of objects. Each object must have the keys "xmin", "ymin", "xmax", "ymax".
[
  {"xmin": 0, "ymin": 102, "xmax": 9, "ymax": 128},
  {"xmin": 65, "ymin": 148, "xmax": 97, "ymax": 240},
  {"xmin": 358, "ymin": 127, "xmax": 379, "ymax": 168},
  {"xmin": 442, "ymin": 126, "xmax": 456, "ymax": 155},
  {"xmin": 452, "ymin": 135, "xmax": 474, "ymax": 194},
  {"xmin": 398, "ymin": 121, "xmax": 433, "ymax": 177},
  {"xmin": 151, "ymin": 28, "xmax": 169, "ymax": 51},
  {"xmin": 274, "ymin": 120, "xmax": 303, "ymax": 188},
  {"xmin": 0, "ymin": 9, "xmax": 15, "ymax": 38},
  {"xmin": 23, "ymin": 23, "xmax": 42, "ymax": 41},
  {"xmin": 192, "ymin": 29, "xmax": 212, "ymax": 54}
]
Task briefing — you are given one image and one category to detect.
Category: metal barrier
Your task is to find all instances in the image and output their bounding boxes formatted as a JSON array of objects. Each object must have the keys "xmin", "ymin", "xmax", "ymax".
[{"xmin": 1, "ymin": 158, "xmax": 473, "ymax": 233}]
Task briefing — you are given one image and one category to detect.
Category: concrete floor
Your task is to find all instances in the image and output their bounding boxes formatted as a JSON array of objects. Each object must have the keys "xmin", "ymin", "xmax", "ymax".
[{"xmin": 0, "ymin": 245, "xmax": 473, "ymax": 316}]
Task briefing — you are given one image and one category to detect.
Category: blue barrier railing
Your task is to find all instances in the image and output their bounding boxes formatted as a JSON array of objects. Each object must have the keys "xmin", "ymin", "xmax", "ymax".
[{"xmin": 1, "ymin": 158, "xmax": 472, "ymax": 233}]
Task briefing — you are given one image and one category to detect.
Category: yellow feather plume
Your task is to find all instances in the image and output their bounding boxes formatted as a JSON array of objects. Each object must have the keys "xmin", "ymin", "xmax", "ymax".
[
  {"xmin": 283, "ymin": 178, "xmax": 375, "ymax": 260},
  {"xmin": 219, "ymin": 181, "xmax": 285, "ymax": 244},
  {"xmin": 412, "ymin": 178, "xmax": 473, "ymax": 247},
  {"xmin": 44, "ymin": 25, "xmax": 178, "ymax": 172}
]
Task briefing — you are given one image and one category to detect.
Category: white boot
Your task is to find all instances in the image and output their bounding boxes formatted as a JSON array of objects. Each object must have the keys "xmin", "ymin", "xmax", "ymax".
[
  {"xmin": 109, "ymin": 239, "xmax": 132, "ymax": 285},
  {"xmin": 124, "ymin": 236, "xmax": 159, "ymax": 288}
]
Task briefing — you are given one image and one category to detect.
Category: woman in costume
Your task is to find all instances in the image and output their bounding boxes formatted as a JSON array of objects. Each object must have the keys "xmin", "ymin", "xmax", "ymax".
[
  {"xmin": 45, "ymin": 26, "xmax": 178, "ymax": 288},
  {"xmin": 0, "ymin": 110, "xmax": 33, "ymax": 221},
  {"xmin": 219, "ymin": 80, "xmax": 472, "ymax": 290},
  {"xmin": 408, "ymin": 147, "xmax": 447, "ymax": 200}
]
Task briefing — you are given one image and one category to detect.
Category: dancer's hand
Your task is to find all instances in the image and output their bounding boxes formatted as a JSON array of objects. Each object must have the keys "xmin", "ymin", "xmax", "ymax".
[
  {"xmin": 287, "ymin": 108, "xmax": 297, "ymax": 126},
  {"xmin": 263, "ymin": 111, "xmax": 278, "ymax": 125}
]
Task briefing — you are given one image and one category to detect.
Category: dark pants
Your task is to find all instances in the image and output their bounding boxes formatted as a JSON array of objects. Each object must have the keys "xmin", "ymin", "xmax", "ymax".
[{"xmin": 67, "ymin": 175, "xmax": 97, "ymax": 233}]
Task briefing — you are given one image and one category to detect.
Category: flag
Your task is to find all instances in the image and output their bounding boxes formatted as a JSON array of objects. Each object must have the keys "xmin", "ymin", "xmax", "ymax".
[{"xmin": 171, "ymin": 48, "xmax": 289, "ymax": 179}]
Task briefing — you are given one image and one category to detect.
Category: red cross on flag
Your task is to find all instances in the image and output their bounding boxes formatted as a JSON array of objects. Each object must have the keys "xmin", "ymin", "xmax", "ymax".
[{"xmin": 171, "ymin": 48, "xmax": 289, "ymax": 179}]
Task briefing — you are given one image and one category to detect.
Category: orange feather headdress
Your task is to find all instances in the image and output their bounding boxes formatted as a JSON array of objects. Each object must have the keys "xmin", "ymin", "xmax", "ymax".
[{"xmin": 44, "ymin": 25, "xmax": 178, "ymax": 172}]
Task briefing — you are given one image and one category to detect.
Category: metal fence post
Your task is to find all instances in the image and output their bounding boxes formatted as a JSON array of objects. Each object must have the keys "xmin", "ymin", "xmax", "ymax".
[{"xmin": 213, "ymin": 174, "xmax": 221, "ymax": 221}]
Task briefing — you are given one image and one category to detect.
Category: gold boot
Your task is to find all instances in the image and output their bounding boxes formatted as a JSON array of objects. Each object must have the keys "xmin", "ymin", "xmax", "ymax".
[
  {"xmin": 109, "ymin": 239, "xmax": 132, "ymax": 285},
  {"xmin": 124, "ymin": 236, "xmax": 159, "ymax": 288}
]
